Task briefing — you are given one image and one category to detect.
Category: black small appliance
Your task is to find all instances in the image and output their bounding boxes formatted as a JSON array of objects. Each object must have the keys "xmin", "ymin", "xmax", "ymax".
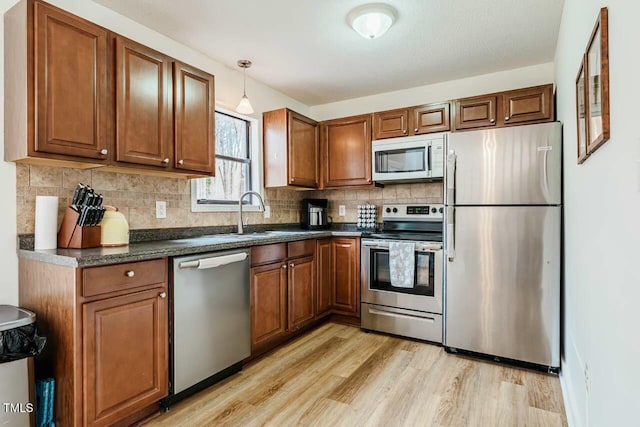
[{"xmin": 300, "ymin": 199, "xmax": 329, "ymax": 230}]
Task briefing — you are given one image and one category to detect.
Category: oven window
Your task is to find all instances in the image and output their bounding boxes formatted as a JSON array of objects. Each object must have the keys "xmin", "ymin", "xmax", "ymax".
[
  {"xmin": 370, "ymin": 249, "xmax": 435, "ymax": 296},
  {"xmin": 375, "ymin": 147, "xmax": 425, "ymax": 174}
]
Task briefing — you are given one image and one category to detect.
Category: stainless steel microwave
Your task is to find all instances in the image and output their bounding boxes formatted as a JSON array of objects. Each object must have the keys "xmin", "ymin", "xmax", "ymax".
[{"xmin": 372, "ymin": 133, "xmax": 446, "ymax": 183}]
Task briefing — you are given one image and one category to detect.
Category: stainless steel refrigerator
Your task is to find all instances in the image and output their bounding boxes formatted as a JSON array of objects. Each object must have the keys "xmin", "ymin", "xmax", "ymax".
[{"xmin": 444, "ymin": 122, "xmax": 561, "ymax": 369}]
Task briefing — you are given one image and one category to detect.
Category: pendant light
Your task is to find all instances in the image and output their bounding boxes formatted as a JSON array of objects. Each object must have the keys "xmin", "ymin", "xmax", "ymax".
[
  {"xmin": 348, "ymin": 3, "xmax": 396, "ymax": 39},
  {"xmin": 236, "ymin": 59, "xmax": 254, "ymax": 115}
]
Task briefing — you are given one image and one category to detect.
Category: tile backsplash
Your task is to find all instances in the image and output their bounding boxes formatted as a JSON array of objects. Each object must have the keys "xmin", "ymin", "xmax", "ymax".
[{"xmin": 16, "ymin": 164, "xmax": 444, "ymax": 234}]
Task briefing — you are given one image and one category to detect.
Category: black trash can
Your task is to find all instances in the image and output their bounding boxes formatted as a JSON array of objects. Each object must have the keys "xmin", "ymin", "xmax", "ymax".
[{"xmin": 0, "ymin": 305, "xmax": 45, "ymax": 427}]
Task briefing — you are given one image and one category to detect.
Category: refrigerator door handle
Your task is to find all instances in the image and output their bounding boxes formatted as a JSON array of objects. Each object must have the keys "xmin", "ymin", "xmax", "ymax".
[
  {"xmin": 446, "ymin": 151, "xmax": 456, "ymax": 204},
  {"xmin": 447, "ymin": 206, "xmax": 455, "ymax": 261},
  {"xmin": 541, "ymin": 147, "xmax": 551, "ymax": 200}
]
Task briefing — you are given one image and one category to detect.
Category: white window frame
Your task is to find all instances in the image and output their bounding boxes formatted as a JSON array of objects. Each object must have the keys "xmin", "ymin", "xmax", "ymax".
[{"xmin": 191, "ymin": 106, "xmax": 263, "ymax": 212}]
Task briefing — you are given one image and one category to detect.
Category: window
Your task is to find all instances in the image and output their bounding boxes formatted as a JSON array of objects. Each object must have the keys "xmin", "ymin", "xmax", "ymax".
[{"xmin": 191, "ymin": 109, "xmax": 260, "ymax": 212}]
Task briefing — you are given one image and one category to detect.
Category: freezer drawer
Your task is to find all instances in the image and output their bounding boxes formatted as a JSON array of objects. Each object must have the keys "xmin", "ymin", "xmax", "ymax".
[
  {"xmin": 446, "ymin": 122, "xmax": 562, "ymax": 206},
  {"xmin": 445, "ymin": 206, "xmax": 560, "ymax": 367},
  {"xmin": 362, "ymin": 303, "xmax": 442, "ymax": 343}
]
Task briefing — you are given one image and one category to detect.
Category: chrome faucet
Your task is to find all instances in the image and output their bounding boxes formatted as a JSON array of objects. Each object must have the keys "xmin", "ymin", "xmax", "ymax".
[{"xmin": 237, "ymin": 191, "xmax": 266, "ymax": 234}]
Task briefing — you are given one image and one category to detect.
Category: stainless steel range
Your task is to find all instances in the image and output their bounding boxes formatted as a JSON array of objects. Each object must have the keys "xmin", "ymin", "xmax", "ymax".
[{"xmin": 361, "ymin": 204, "xmax": 444, "ymax": 343}]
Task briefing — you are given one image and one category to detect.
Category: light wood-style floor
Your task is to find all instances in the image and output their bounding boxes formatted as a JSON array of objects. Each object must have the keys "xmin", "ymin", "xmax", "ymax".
[{"xmin": 143, "ymin": 323, "xmax": 567, "ymax": 427}]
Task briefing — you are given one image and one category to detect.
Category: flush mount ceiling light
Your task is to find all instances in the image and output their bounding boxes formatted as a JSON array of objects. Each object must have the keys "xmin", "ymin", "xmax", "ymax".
[
  {"xmin": 348, "ymin": 3, "xmax": 397, "ymax": 39},
  {"xmin": 236, "ymin": 59, "xmax": 254, "ymax": 115}
]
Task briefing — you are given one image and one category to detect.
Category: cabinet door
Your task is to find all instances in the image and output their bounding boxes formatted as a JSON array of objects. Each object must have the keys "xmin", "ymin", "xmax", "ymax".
[
  {"xmin": 288, "ymin": 111, "xmax": 318, "ymax": 187},
  {"xmin": 372, "ymin": 109, "xmax": 409, "ymax": 139},
  {"xmin": 115, "ymin": 37, "xmax": 172, "ymax": 167},
  {"xmin": 411, "ymin": 103, "xmax": 450, "ymax": 135},
  {"xmin": 288, "ymin": 256, "xmax": 315, "ymax": 330},
  {"xmin": 316, "ymin": 239, "xmax": 332, "ymax": 316},
  {"xmin": 34, "ymin": 2, "xmax": 108, "ymax": 160},
  {"xmin": 332, "ymin": 238, "xmax": 360, "ymax": 316},
  {"xmin": 83, "ymin": 288, "xmax": 168, "ymax": 426},
  {"xmin": 250, "ymin": 262, "xmax": 288, "ymax": 351},
  {"xmin": 173, "ymin": 62, "xmax": 215, "ymax": 174},
  {"xmin": 453, "ymin": 96, "xmax": 497, "ymax": 130},
  {"xmin": 322, "ymin": 115, "xmax": 372, "ymax": 188},
  {"xmin": 502, "ymin": 84, "xmax": 553, "ymax": 125}
]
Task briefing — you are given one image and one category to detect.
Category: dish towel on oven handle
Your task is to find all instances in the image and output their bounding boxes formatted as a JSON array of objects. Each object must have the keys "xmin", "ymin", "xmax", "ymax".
[{"xmin": 389, "ymin": 241, "xmax": 415, "ymax": 288}]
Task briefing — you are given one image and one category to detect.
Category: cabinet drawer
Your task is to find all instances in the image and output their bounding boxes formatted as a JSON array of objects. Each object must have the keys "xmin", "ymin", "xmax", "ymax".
[
  {"xmin": 288, "ymin": 239, "xmax": 315, "ymax": 259},
  {"xmin": 82, "ymin": 259, "xmax": 167, "ymax": 297},
  {"xmin": 251, "ymin": 243, "xmax": 287, "ymax": 266}
]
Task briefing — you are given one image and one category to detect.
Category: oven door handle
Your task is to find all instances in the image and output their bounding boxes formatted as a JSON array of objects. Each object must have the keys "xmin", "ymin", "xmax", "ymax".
[
  {"xmin": 363, "ymin": 241, "xmax": 442, "ymax": 251},
  {"xmin": 447, "ymin": 207, "xmax": 455, "ymax": 262}
]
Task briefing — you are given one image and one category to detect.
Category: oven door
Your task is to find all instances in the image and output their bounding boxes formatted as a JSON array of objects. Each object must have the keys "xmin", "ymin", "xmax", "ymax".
[{"xmin": 361, "ymin": 239, "xmax": 443, "ymax": 314}]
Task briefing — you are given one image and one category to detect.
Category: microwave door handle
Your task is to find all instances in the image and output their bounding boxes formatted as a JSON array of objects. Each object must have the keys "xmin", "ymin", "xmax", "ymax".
[
  {"xmin": 446, "ymin": 207, "xmax": 455, "ymax": 262},
  {"xmin": 427, "ymin": 144, "xmax": 432, "ymax": 176},
  {"xmin": 446, "ymin": 151, "xmax": 456, "ymax": 204}
]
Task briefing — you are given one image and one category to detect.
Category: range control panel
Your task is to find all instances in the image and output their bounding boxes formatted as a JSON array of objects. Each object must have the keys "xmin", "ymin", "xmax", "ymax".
[{"xmin": 382, "ymin": 204, "xmax": 444, "ymax": 221}]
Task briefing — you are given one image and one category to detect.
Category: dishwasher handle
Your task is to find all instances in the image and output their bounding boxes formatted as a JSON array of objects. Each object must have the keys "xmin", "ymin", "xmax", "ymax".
[{"xmin": 179, "ymin": 252, "xmax": 248, "ymax": 270}]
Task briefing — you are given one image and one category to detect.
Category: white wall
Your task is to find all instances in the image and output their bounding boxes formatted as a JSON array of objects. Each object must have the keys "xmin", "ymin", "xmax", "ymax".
[
  {"xmin": 310, "ymin": 62, "xmax": 555, "ymax": 121},
  {"xmin": 554, "ymin": 1, "xmax": 640, "ymax": 426}
]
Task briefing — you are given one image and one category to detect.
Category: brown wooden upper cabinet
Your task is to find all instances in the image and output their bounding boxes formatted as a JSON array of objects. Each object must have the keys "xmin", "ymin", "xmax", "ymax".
[
  {"xmin": 263, "ymin": 108, "xmax": 318, "ymax": 188},
  {"xmin": 173, "ymin": 62, "xmax": 216, "ymax": 174},
  {"xmin": 453, "ymin": 95, "xmax": 498, "ymax": 130},
  {"xmin": 502, "ymin": 84, "xmax": 554, "ymax": 125},
  {"xmin": 372, "ymin": 103, "xmax": 451, "ymax": 140},
  {"xmin": 321, "ymin": 114, "xmax": 372, "ymax": 188},
  {"xmin": 115, "ymin": 37, "xmax": 173, "ymax": 168},
  {"xmin": 372, "ymin": 108, "xmax": 409, "ymax": 139},
  {"xmin": 4, "ymin": 0, "xmax": 216, "ymax": 177},
  {"xmin": 10, "ymin": 1, "xmax": 110, "ymax": 162},
  {"xmin": 453, "ymin": 84, "xmax": 554, "ymax": 131}
]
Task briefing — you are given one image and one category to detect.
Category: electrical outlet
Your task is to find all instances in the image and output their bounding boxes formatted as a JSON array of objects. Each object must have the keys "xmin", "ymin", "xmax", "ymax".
[
  {"xmin": 338, "ymin": 205, "xmax": 346, "ymax": 217},
  {"xmin": 584, "ymin": 363, "xmax": 590, "ymax": 394},
  {"xmin": 264, "ymin": 205, "xmax": 271, "ymax": 219},
  {"xmin": 156, "ymin": 201, "xmax": 167, "ymax": 219}
]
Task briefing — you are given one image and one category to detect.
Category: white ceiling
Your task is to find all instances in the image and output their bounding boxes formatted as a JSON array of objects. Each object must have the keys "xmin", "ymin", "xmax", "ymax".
[{"xmin": 94, "ymin": 0, "xmax": 564, "ymax": 106}]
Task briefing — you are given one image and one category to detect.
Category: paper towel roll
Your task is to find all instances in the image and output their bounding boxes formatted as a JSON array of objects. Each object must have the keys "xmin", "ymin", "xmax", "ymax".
[{"xmin": 35, "ymin": 196, "xmax": 59, "ymax": 250}]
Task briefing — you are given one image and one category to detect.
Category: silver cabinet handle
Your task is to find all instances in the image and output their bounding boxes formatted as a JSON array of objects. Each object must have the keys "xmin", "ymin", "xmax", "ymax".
[
  {"xmin": 162, "ymin": 158, "xmax": 170, "ymax": 164},
  {"xmin": 489, "ymin": 118, "xmax": 495, "ymax": 123},
  {"xmin": 447, "ymin": 207, "xmax": 455, "ymax": 262},
  {"xmin": 505, "ymin": 116, "xmax": 510, "ymax": 121},
  {"xmin": 126, "ymin": 270, "xmax": 135, "ymax": 278},
  {"xmin": 159, "ymin": 292, "xmax": 167, "ymax": 299},
  {"xmin": 100, "ymin": 149, "xmax": 108, "ymax": 155},
  {"xmin": 282, "ymin": 264, "xmax": 287, "ymax": 270},
  {"xmin": 177, "ymin": 160, "xmax": 184, "ymax": 165},
  {"xmin": 414, "ymin": 128, "xmax": 419, "ymax": 132}
]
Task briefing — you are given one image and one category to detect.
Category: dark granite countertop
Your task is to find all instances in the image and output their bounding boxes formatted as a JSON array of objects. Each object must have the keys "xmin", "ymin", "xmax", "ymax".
[{"xmin": 18, "ymin": 227, "xmax": 363, "ymax": 268}]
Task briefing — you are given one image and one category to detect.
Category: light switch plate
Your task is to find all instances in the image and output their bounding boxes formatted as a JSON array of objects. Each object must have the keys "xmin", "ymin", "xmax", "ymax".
[
  {"xmin": 156, "ymin": 201, "xmax": 166, "ymax": 219},
  {"xmin": 264, "ymin": 205, "xmax": 271, "ymax": 219},
  {"xmin": 338, "ymin": 205, "xmax": 346, "ymax": 217}
]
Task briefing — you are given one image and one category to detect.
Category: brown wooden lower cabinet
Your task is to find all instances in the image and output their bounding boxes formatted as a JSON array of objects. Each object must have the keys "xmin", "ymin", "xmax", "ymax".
[
  {"xmin": 288, "ymin": 255, "xmax": 315, "ymax": 331},
  {"xmin": 19, "ymin": 257, "xmax": 169, "ymax": 427},
  {"xmin": 316, "ymin": 239, "xmax": 333, "ymax": 315},
  {"xmin": 331, "ymin": 237, "xmax": 360, "ymax": 316},
  {"xmin": 250, "ymin": 261, "xmax": 288, "ymax": 351},
  {"xmin": 83, "ymin": 288, "xmax": 168, "ymax": 426}
]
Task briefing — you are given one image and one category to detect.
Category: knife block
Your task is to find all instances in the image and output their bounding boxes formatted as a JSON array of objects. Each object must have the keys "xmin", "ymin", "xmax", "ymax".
[{"xmin": 58, "ymin": 207, "xmax": 101, "ymax": 249}]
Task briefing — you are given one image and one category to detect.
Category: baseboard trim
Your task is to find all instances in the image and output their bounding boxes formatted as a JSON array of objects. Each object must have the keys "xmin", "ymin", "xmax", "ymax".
[{"xmin": 559, "ymin": 361, "xmax": 578, "ymax": 427}]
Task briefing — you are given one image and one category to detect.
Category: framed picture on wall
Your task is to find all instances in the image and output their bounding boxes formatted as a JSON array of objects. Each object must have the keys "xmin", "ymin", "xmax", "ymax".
[
  {"xmin": 585, "ymin": 7, "xmax": 610, "ymax": 155},
  {"xmin": 576, "ymin": 55, "xmax": 589, "ymax": 164}
]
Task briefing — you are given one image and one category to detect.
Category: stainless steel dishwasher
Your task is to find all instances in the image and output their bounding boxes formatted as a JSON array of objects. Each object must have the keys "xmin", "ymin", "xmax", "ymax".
[{"xmin": 166, "ymin": 248, "xmax": 250, "ymax": 406}]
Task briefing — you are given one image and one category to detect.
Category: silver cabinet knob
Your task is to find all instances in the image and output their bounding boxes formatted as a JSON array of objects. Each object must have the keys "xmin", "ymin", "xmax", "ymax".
[
  {"xmin": 402, "ymin": 129, "xmax": 407, "ymax": 134},
  {"xmin": 282, "ymin": 264, "xmax": 287, "ymax": 270},
  {"xmin": 489, "ymin": 118, "xmax": 496, "ymax": 123},
  {"xmin": 177, "ymin": 160, "xmax": 184, "ymax": 165},
  {"xmin": 159, "ymin": 292, "xmax": 167, "ymax": 299},
  {"xmin": 289, "ymin": 263, "xmax": 295, "ymax": 268},
  {"xmin": 414, "ymin": 128, "xmax": 419, "ymax": 132},
  {"xmin": 162, "ymin": 158, "xmax": 170, "ymax": 164},
  {"xmin": 126, "ymin": 270, "xmax": 135, "ymax": 278},
  {"xmin": 100, "ymin": 149, "xmax": 108, "ymax": 155},
  {"xmin": 505, "ymin": 116, "xmax": 510, "ymax": 121}
]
